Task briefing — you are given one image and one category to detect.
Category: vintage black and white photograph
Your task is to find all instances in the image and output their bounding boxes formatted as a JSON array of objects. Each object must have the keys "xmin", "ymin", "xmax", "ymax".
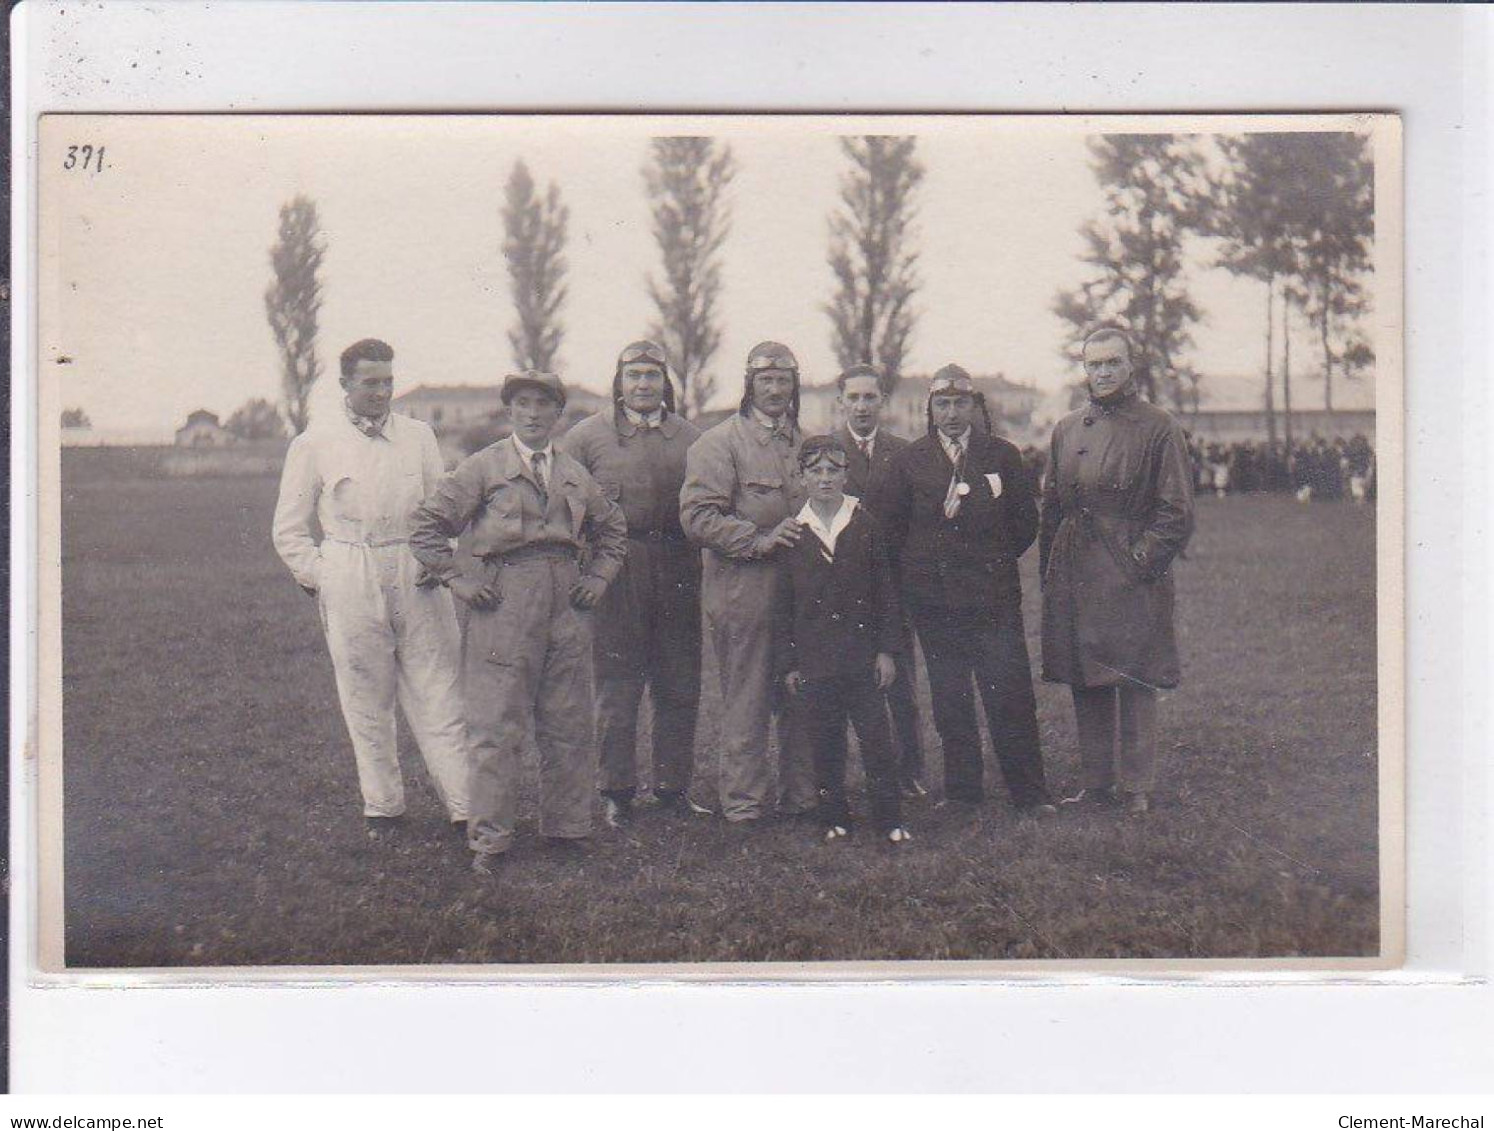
[{"xmin": 36, "ymin": 113, "xmax": 1401, "ymax": 971}]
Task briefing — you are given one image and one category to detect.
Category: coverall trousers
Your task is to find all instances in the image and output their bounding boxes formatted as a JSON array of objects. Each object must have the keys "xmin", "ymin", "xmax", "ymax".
[
  {"xmin": 909, "ymin": 603, "xmax": 1051, "ymax": 808},
  {"xmin": 704, "ymin": 560, "xmax": 816, "ymax": 821},
  {"xmin": 317, "ymin": 540, "xmax": 470, "ymax": 820},
  {"xmin": 464, "ymin": 553, "xmax": 596, "ymax": 856},
  {"xmin": 597, "ymin": 674, "xmax": 698, "ymax": 798},
  {"xmin": 1071, "ymin": 683, "xmax": 1158, "ymax": 793},
  {"xmin": 596, "ymin": 540, "xmax": 701, "ymax": 799},
  {"xmin": 800, "ymin": 672, "xmax": 903, "ymax": 834}
]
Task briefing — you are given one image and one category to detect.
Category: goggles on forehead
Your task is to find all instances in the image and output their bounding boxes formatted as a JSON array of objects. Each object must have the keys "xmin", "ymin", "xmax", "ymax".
[
  {"xmin": 799, "ymin": 440, "xmax": 849, "ymax": 469},
  {"xmin": 929, "ymin": 377, "xmax": 976, "ymax": 397},
  {"xmin": 748, "ymin": 352, "xmax": 798, "ymax": 372},
  {"xmin": 619, "ymin": 342, "xmax": 668, "ymax": 367},
  {"xmin": 802, "ymin": 452, "xmax": 849, "ymax": 470}
]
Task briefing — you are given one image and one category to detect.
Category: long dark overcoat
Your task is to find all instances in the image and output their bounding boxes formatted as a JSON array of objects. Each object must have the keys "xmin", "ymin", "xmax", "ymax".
[{"xmin": 1038, "ymin": 392, "xmax": 1195, "ymax": 689}]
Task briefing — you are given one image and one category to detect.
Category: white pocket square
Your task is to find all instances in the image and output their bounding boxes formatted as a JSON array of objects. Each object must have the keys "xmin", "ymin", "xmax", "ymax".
[{"xmin": 984, "ymin": 472, "xmax": 1003, "ymax": 498}]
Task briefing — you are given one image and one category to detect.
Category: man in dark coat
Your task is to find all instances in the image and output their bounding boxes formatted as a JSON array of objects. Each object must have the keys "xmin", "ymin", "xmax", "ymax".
[
  {"xmin": 775, "ymin": 435, "xmax": 911, "ymax": 844},
  {"xmin": 560, "ymin": 340, "xmax": 708, "ymax": 827},
  {"xmin": 1039, "ymin": 327, "xmax": 1195, "ymax": 816},
  {"xmin": 875, "ymin": 365, "xmax": 1056, "ymax": 816},
  {"xmin": 836, "ymin": 363, "xmax": 927, "ymax": 799}
]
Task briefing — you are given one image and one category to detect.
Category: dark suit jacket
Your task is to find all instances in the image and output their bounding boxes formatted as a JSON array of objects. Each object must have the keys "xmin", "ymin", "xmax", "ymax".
[
  {"xmin": 874, "ymin": 429, "xmax": 1038, "ymax": 612},
  {"xmin": 773, "ymin": 505, "xmax": 904, "ymax": 681},
  {"xmin": 840, "ymin": 425, "xmax": 909, "ymax": 510}
]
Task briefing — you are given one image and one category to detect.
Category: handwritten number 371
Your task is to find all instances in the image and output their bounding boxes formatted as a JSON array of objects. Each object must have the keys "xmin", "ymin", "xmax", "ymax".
[{"xmin": 63, "ymin": 145, "xmax": 106, "ymax": 172}]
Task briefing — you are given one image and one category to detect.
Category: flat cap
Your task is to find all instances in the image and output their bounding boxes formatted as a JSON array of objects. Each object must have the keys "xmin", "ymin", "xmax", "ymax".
[{"xmin": 500, "ymin": 370, "xmax": 567, "ymax": 406}]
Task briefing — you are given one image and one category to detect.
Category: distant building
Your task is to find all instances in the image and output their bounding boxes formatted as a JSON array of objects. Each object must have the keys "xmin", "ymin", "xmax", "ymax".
[
  {"xmin": 394, "ymin": 382, "xmax": 610, "ymax": 464},
  {"xmin": 1184, "ymin": 407, "xmax": 1375, "ymax": 445},
  {"xmin": 394, "ymin": 383, "xmax": 608, "ymax": 433},
  {"xmin": 174, "ymin": 409, "xmax": 234, "ymax": 448},
  {"xmin": 390, "ymin": 385, "xmax": 504, "ymax": 431}
]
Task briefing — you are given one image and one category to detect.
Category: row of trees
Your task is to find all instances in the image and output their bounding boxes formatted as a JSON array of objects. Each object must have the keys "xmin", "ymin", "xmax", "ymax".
[
  {"xmin": 1055, "ymin": 132, "xmax": 1375, "ymax": 445},
  {"xmin": 261, "ymin": 131, "xmax": 1374, "ymax": 434},
  {"xmin": 261, "ymin": 136, "xmax": 925, "ymax": 429}
]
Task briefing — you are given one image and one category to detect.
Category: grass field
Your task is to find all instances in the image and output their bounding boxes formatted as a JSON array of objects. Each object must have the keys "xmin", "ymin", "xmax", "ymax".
[{"xmin": 59, "ymin": 465, "xmax": 1380, "ymax": 966}]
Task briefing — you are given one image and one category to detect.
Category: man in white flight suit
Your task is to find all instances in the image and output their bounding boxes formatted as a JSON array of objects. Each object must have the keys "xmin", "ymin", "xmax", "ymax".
[{"xmin": 272, "ymin": 337, "xmax": 471, "ymax": 836}]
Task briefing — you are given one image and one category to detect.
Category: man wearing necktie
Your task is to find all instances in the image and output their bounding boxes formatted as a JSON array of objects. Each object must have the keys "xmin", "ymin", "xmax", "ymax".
[
  {"xmin": 272, "ymin": 338, "xmax": 472, "ymax": 839},
  {"xmin": 877, "ymin": 365, "xmax": 1056, "ymax": 817},
  {"xmin": 836, "ymin": 363, "xmax": 927, "ymax": 799},
  {"xmin": 561, "ymin": 340, "xmax": 709, "ymax": 827},
  {"xmin": 680, "ymin": 341, "xmax": 815, "ymax": 824},
  {"xmin": 410, "ymin": 370, "xmax": 627, "ymax": 871}
]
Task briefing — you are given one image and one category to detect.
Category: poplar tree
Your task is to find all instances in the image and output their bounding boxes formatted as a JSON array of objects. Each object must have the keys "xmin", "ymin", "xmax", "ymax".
[
  {"xmin": 643, "ymin": 138, "xmax": 737, "ymax": 417},
  {"xmin": 503, "ymin": 160, "xmax": 570, "ymax": 373},
  {"xmin": 264, "ymin": 195, "xmax": 324, "ymax": 434},
  {"xmin": 824, "ymin": 136, "xmax": 924, "ymax": 389}
]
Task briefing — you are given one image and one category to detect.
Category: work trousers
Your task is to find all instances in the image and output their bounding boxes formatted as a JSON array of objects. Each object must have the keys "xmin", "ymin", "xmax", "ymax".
[
  {"xmin": 909, "ymin": 603, "xmax": 1051, "ymax": 808},
  {"xmin": 463, "ymin": 553, "xmax": 596, "ymax": 856},
  {"xmin": 317, "ymin": 540, "xmax": 470, "ymax": 820},
  {"xmin": 596, "ymin": 540, "xmax": 701, "ymax": 799},
  {"xmin": 597, "ymin": 676, "xmax": 698, "ymax": 798},
  {"xmin": 1071, "ymin": 683, "xmax": 1158, "ymax": 793},
  {"xmin": 800, "ymin": 672, "xmax": 903, "ymax": 834},
  {"xmin": 703, "ymin": 560, "xmax": 816, "ymax": 821}
]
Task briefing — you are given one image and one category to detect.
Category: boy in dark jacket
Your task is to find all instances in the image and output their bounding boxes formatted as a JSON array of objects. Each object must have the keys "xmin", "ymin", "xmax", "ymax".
[{"xmin": 774, "ymin": 435, "xmax": 911, "ymax": 845}]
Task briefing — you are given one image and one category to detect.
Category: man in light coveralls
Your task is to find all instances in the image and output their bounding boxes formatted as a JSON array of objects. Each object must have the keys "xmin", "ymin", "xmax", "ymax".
[
  {"xmin": 680, "ymin": 341, "xmax": 815, "ymax": 824},
  {"xmin": 560, "ymin": 340, "xmax": 708, "ymax": 828},
  {"xmin": 272, "ymin": 337, "xmax": 471, "ymax": 836},
  {"xmin": 410, "ymin": 370, "xmax": 628, "ymax": 873}
]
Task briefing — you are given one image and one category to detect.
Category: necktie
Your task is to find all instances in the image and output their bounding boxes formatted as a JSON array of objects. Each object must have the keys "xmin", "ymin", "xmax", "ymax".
[
  {"xmin": 857, "ymin": 436, "xmax": 871, "ymax": 460},
  {"xmin": 943, "ymin": 439, "xmax": 965, "ymax": 519},
  {"xmin": 532, "ymin": 450, "xmax": 548, "ymax": 497}
]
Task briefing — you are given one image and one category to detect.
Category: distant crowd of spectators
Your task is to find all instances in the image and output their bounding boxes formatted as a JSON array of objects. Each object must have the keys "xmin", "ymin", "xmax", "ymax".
[
  {"xmin": 1019, "ymin": 433, "xmax": 1377, "ymax": 504},
  {"xmin": 1188, "ymin": 433, "xmax": 1377, "ymax": 502}
]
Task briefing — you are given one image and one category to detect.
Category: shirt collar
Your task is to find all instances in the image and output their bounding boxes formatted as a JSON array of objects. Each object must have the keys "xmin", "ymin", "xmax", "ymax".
[
  {"xmin": 344, "ymin": 399, "xmax": 391, "ymax": 440},
  {"xmin": 511, "ymin": 432, "xmax": 554, "ymax": 463},
  {"xmin": 796, "ymin": 495, "xmax": 859, "ymax": 555},
  {"xmin": 751, "ymin": 406, "xmax": 790, "ymax": 436},
  {"xmin": 847, "ymin": 426, "xmax": 878, "ymax": 449},
  {"xmin": 622, "ymin": 405, "xmax": 665, "ymax": 429},
  {"xmin": 938, "ymin": 427, "xmax": 972, "ymax": 460}
]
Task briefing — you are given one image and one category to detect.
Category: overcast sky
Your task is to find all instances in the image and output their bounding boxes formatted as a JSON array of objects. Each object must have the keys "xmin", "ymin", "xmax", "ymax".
[{"xmin": 41, "ymin": 115, "xmax": 1378, "ymax": 434}]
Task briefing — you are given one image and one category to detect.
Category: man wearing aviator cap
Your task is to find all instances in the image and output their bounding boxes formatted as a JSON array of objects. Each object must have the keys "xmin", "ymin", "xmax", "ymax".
[
  {"xmin": 875, "ymin": 364, "xmax": 1057, "ymax": 817},
  {"xmin": 680, "ymin": 341, "xmax": 816, "ymax": 823},
  {"xmin": 561, "ymin": 340, "xmax": 708, "ymax": 827}
]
